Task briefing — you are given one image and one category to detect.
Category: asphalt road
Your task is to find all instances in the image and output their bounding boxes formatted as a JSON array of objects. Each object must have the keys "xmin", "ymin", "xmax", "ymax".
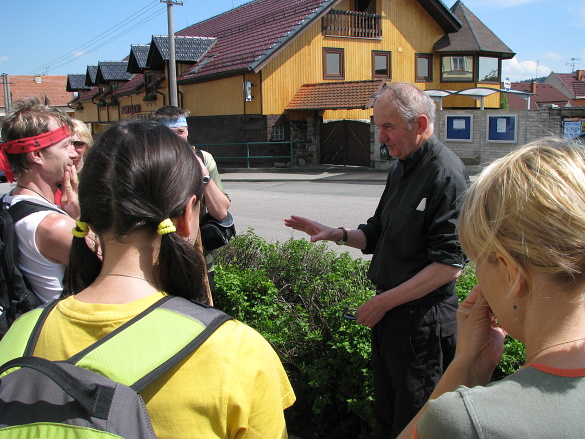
[
  {"xmin": 223, "ymin": 179, "xmax": 386, "ymax": 260},
  {"xmin": 0, "ymin": 173, "xmax": 388, "ymax": 261}
]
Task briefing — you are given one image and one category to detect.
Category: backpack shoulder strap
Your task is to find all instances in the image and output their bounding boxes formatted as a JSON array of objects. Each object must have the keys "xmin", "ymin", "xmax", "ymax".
[
  {"xmin": 8, "ymin": 200, "xmax": 63, "ymax": 222},
  {"xmin": 68, "ymin": 295, "xmax": 233, "ymax": 391},
  {"xmin": 0, "ymin": 300, "xmax": 59, "ymax": 365}
]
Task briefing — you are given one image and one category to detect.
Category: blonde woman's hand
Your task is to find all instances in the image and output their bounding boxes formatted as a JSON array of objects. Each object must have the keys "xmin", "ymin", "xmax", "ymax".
[{"xmin": 454, "ymin": 286, "xmax": 507, "ymax": 385}]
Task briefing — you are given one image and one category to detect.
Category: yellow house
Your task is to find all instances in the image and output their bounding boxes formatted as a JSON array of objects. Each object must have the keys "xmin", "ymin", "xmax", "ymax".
[{"xmin": 72, "ymin": 0, "xmax": 514, "ymax": 166}]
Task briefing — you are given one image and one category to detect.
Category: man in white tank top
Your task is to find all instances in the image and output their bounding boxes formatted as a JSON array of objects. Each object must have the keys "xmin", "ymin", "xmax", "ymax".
[{"xmin": 0, "ymin": 98, "xmax": 81, "ymax": 302}]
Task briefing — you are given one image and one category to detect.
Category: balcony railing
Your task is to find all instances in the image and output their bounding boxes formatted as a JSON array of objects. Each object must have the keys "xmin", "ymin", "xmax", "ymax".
[{"xmin": 322, "ymin": 10, "xmax": 382, "ymax": 39}]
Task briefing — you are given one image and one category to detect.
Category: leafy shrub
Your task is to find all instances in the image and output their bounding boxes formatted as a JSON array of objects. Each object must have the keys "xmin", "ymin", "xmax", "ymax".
[
  {"xmin": 215, "ymin": 232, "xmax": 527, "ymax": 437},
  {"xmin": 215, "ymin": 230, "xmax": 376, "ymax": 438}
]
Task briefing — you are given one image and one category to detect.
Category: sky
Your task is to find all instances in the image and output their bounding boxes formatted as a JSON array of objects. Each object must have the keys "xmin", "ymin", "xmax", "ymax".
[{"xmin": 1, "ymin": 0, "xmax": 583, "ymax": 82}]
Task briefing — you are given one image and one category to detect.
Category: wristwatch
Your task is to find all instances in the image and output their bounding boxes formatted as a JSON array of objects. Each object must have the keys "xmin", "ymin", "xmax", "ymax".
[
  {"xmin": 202, "ymin": 174, "xmax": 211, "ymax": 184},
  {"xmin": 336, "ymin": 227, "xmax": 348, "ymax": 245}
]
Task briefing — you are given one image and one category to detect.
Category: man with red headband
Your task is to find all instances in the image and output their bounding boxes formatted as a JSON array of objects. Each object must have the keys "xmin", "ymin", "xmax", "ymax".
[{"xmin": 0, "ymin": 98, "xmax": 80, "ymax": 303}]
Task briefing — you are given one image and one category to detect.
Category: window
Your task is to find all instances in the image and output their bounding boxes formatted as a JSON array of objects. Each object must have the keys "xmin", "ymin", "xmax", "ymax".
[
  {"xmin": 478, "ymin": 56, "xmax": 500, "ymax": 83},
  {"xmin": 441, "ymin": 55, "xmax": 474, "ymax": 82},
  {"xmin": 372, "ymin": 51, "xmax": 391, "ymax": 79},
  {"xmin": 415, "ymin": 53, "xmax": 432, "ymax": 82},
  {"xmin": 323, "ymin": 48, "xmax": 345, "ymax": 80},
  {"xmin": 354, "ymin": 0, "xmax": 375, "ymax": 12},
  {"xmin": 272, "ymin": 125, "xmax": 285, "ymax": 141}
]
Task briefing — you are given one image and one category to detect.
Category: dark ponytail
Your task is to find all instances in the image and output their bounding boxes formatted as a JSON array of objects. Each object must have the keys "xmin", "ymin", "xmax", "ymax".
[{"xmin": 66, "ymin": 120, "xmax": 205, "ymax": 302}]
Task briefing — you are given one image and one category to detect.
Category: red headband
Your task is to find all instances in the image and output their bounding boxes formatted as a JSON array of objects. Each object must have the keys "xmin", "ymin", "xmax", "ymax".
[{"xmin": 0, "ymin": 125, "xmax": 71, "ymax": 182}]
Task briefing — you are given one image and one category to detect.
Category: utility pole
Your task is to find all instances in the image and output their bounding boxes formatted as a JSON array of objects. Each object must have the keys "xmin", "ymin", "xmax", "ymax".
[
  {"xmin": 161, "ymin": 0, "xmax": 183, "ymax": 107},
  {"xmin": 1, "ymin": 73, "xmax": 12, "ymax": 114}
]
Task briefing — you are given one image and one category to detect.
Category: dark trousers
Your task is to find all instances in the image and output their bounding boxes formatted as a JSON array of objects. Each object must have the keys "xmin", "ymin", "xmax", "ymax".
[{"xmin": 372, "ymin": 295, "xmax": 457, "ymax": 439}]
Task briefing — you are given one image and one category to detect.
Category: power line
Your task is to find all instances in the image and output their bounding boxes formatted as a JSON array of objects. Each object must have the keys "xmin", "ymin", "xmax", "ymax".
[
  {"xmin": 41, "ymin": 9, "xmax": 166, "ymax": 74},
  {"xmin": 25, "ymin": 1, "xmax": 164, "ymax": 75}
]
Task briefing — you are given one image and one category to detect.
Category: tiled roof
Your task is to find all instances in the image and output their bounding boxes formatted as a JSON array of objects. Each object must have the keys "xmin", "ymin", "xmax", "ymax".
[
  {"xmin": 1, "ymin": 75, "xmax": 74, "ymax": 108},
  {"xmin": 286, "ymin": 80, "xmax": 385, "ymax": 110},
  {"xmin": 147, "ymin": 36, "xmax": 217, "ymax": 70},
  {"xmin": 127, "ymin": 45, "xmax": 150, "ymax": 73},
  {"xmin": 78, "ymin": 87, "xmax": 100, "ymax": 103},
  {"xmin": 555, "ymin": 72, "xmax": 585, "ymax": 99},
  {"xmin": 434, "ymin": 0, "xmax": 514, "ymax": 59},
  {"xmin": 66, "ymin": 74, "xmax": 91, "ymax": 92},
  {"xmin": 177, "ymin": 0, "xmax": 340, "ymax": 82},
  {"xmin": 85, "ymin": 65, "xmax": 99, "ymax": 86},
  {"xmin": 96, "ymin": 61, "xmax": 132, "ymax": 83},
  {"xmin": 112, "ymin": 74, "xmax": 144, "ymax": 97},
  {"xmin": 503, "ymin": 82, "xmax": 575, "ymax": 110}
]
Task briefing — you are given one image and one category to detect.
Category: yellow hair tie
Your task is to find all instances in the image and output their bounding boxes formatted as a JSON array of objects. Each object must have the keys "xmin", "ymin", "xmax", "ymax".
[
  {"xmin": 72, "ymin": 220, "xmax": 90, "ymax": 238},
  {"xmin": 157, "ymin": 218, "xmax": 176, "ymax": 235}
]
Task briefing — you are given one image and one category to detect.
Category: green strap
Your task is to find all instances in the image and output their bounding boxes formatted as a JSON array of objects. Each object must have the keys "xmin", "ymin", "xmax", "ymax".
[
  {"xmin": 74, "ymin": 307, "xmax": 206, "ymax": 386},
  {"xmin": 0, "ymin": 308, "xmax": 44, "ymax": 366},
  {"xmin": 68, "ymin": 296, "xmax": 232, "ymax": 390},
  {"xmin": 0, "ymin": 296, "xmax": 232, "ymax": 390}
]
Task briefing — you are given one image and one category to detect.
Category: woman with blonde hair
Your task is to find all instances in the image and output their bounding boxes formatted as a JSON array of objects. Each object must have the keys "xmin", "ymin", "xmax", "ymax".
[
  {"xmin": 399, "ymin": 137, "xmax": 585, "ymax": 438},
  {"xmin": 71, "ymin": 119, "xmax": 93, "ymax": 172}
]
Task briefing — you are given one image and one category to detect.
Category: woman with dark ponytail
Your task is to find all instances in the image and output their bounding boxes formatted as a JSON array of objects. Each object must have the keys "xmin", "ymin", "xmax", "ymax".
[{"xmin": 25, "ymin": 120, "xmax": 295, "ymax": 438}]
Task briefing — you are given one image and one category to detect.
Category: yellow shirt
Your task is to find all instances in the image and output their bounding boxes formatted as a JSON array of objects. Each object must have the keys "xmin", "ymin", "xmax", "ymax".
[{"xmin": 33, "ymin": 293, "xmax": 296, "ymax": 438}]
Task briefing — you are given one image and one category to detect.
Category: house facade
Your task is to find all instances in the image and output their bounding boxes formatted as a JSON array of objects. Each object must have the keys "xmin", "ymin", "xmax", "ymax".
[{"xmin": 71, "ymin": 0, "xmax": 515, "ymax": 167}]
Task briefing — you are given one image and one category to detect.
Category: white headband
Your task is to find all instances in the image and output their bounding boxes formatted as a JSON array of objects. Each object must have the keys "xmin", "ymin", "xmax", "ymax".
[{"xmin": 160, "ymin": 115, "xmax": 188, "ymax": 128}]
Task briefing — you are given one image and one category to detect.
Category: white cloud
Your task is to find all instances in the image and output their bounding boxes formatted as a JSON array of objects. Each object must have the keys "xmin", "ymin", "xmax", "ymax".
[
  {"xmin": 502, "ymin": 57, "xmax": 551, "ymax": 81},
  {"xmin": 71, "ymin": 51, "xmax": 89, "ymax": 60},
  {"xmin": 0, "ymin": 56, "xmax": 8, "ymax": 65}
]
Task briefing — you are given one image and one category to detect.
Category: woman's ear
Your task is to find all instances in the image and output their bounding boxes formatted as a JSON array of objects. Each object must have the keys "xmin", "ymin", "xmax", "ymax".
[
  {"xmin": 497, "ymin": 253, "xmax": 527, "ymax": 300},
  {"xmin": 174, "ymin": 195, "xmax": 199, "ymax": 238}
]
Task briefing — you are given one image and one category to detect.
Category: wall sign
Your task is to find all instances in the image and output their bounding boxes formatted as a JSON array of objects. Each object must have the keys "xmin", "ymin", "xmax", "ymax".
[
  {"xmin": 445, "ymin": 115, "xmax": 473, "ymax": 142},
  {"xmin": 487, "ymin": 114, "xmax": 517, "ymax": 143}
]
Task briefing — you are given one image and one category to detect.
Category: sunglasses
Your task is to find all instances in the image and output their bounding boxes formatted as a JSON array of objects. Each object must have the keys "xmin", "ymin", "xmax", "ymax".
[{"xmin": 342, "ymin": 308, "xmax": 357, "ymax": 320}]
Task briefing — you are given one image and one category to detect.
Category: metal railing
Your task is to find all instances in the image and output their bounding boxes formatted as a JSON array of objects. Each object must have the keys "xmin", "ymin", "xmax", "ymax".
[
  {"xmin": 197, "ymin": 141, "xmax": 303, "ymax": 168},
  {"xmin": 322, "ymin": 10, "xmax": 382, "ymax": 39}
]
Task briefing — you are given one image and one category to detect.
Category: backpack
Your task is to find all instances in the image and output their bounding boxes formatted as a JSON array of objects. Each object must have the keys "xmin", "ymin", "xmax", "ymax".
[
  {"xmin": 0, "ymin": 295, "xmax": 233, "ymax": 438},
  {"xmin": 0, "ymin": 196, "xmax": 62, "ymax": 339}
]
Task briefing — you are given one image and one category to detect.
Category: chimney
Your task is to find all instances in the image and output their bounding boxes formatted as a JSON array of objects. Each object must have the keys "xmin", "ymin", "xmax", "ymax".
[
  {"xmin": 531, "ymin": 81, "xmax": 538, "ymax": 94},
  {"xmin": 576, "ymin": 70, "xmax": 585, "ymax": 82},
  {"xmin": 34, "ymin": 75, "xmax": 42, "ymax": 84}
]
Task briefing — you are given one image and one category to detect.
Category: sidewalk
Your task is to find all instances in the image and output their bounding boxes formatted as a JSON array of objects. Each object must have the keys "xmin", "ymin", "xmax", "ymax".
[
  {"xmin": 219, "ymin": 165, "xmax": 388, "ymax": 183},
  {"xmin": 219, "ymin": 164, "xmax": 480, "ymax": 183}
]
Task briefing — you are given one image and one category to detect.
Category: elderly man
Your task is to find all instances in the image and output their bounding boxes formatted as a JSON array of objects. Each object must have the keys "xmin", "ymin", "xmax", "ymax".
[
  {"xmin": 0, "ymin": 98, "xmax": 80, "ymax": 303},
  {"xmin": 285, "ymin": 83, "xmax": 469, "ymax": 438}
]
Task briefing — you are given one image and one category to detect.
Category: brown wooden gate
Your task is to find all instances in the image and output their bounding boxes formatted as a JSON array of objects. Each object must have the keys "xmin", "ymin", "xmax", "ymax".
[{"xmin": 320, "ymin": 120, "xmax": 370, "ymax": 166}]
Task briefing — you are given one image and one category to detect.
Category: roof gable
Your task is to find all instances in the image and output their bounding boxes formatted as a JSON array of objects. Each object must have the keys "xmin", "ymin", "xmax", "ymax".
[
  {"xmin": 66, "ymin": 74, "xmax": 91, "ymax": 92},
  {"xmin": 85, "ymin": 65, "xmax": 99, "ymax": 87},
  {"xmin": 147, "ymin": 36, "xmax": 217, "ymax": 70},
  {"xmin": 96, "ymin": 61, "xmax": 132, "ymax": 83},
  {"xmin": 434, "ymin": 0, "xmax": 514, "ymax": 59},
  {"xmin": 127, "ymin": 45, "xmax": 150, "ymax": 74}
]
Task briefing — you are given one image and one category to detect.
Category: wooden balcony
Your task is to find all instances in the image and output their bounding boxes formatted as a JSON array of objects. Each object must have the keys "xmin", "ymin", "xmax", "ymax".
[{"xmin": 322, "ymin": 9, "xmax": 382, "ymax": 39}]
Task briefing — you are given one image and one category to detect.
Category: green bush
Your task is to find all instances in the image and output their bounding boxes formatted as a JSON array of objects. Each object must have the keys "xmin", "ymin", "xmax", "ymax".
[
  {"xmin": 215, "ymin": 230, "xmax": 376, "ymax": 438},
  {"xmin": 215, "ymin": 231, "xmax": 526, "ymax": 437}
]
